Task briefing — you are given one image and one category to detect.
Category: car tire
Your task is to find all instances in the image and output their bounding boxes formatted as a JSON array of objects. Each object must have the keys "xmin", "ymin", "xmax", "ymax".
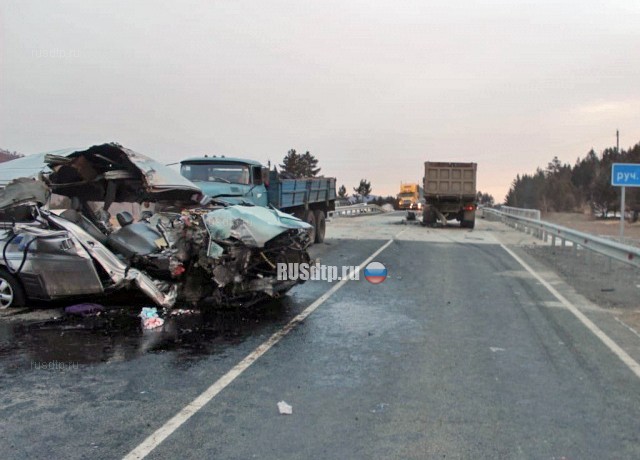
[
  {"xmin": 0, "ymin": 268, "xmax": 25, "ymax": 309},
  {"xmin": 305, "ymin": 211, "xmax": 316, "ymax": 243},
  {"xmin": 314, "ymin": 210, "xmax": 326, "ymax": 244}
]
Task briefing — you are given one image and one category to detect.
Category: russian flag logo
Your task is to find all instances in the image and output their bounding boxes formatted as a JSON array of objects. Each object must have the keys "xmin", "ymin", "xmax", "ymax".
[{"xmin": 364, "ymin": 262, "xmax": 387, "ymax": 284}]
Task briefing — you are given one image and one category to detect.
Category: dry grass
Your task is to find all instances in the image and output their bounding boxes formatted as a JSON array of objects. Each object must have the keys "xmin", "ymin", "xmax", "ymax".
[{"xmin": 543, "ymin": 212, "xmax": 640, "ymax": 241}]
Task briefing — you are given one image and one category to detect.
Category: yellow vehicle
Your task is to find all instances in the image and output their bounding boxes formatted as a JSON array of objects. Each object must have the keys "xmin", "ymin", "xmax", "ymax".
[{"xmin": 397, "ymin": 183, "xmax": 423, "ymax": 210}]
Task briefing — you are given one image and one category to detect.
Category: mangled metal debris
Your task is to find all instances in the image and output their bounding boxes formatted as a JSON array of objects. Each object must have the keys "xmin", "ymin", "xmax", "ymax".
[{"xmin": 0, "ymin": 143, "xmax": 312, "ymax": 310}]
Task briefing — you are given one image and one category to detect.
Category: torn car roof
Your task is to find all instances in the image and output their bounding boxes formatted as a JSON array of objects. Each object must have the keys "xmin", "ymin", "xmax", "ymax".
[{"xmin": 0, "ymin": 143, "xmax": 202, "ymax": 203}]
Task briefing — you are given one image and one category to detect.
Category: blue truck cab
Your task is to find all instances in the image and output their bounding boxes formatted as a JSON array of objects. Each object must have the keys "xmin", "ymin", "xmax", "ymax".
[{"xmin": 180, "ymin": 155, "xmax": 336, "ymax": 243}]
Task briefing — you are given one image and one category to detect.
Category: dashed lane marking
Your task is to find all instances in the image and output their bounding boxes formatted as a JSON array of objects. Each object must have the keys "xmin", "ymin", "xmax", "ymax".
[{"xmin": 123, "ymin": 231, "xmax": 405, "ymax": 460}]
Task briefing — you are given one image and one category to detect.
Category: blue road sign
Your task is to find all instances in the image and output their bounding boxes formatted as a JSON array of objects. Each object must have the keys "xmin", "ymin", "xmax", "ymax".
[{"xmin": 611, "ymin": 163, "xmax": 640, "ymax": 187}]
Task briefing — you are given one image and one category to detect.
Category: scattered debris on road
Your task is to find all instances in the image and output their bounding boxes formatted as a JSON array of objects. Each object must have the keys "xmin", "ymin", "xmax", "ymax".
[
  {"xmin": 277, "ymin": 400, "xmax": 293, "ymax": 415},
  {"xmin": 370, "ymin": 403, "xmax": 387, "ymax": 413},
  {"xmin": 167, "ymin": 309, "xmax": 198, "ymax": 317},
  {"xmin": 139, "ymin": 307, "xmax": 164, "ymax": 330},
  {"xmin": 64, "ymin": 303, "xmax": 105, "ymax": 317}
]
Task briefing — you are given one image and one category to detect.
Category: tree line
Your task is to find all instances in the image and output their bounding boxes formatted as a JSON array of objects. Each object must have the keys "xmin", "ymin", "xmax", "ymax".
[
  {"xmin": 0, "ymin": 148, "xmax": 23, "ymax": 163},
  {"xmin": 505, "ymin": 141, "xmax": 640, "ymax": 216},
  {"xmin": 280, "ymin": 149, "xmax": 388, "ymax": 204}
]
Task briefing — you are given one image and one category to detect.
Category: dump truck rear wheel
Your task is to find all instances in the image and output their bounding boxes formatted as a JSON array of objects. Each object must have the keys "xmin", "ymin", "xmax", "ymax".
[
  {"xmin": 314, "ymin": 210, "xmax": 326, "ymax": 243},
  {"xmin": 422, "ymin": 208, "xmax": 436, "ymax": 227}
]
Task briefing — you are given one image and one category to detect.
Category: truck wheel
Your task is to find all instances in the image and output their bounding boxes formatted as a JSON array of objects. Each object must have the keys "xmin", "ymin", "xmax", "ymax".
[
  {"xmin": 305, "ymin": 211, "xmax": 316, "ymax": 243},
  {"xmin": 422, "ymin": 208, "xmax": 435, "ymax": 227},
  {"xmin": 0, "ymin": 268, "xmax": 25, "ymax": 309},
  {"xmin": 314, "ymin": 210, "xmax": 326, "ymax": 243}
]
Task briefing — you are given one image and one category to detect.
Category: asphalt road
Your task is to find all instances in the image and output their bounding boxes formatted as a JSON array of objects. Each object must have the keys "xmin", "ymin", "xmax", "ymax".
[{"xmin": 2, "ymin": 212, "xmax": 640, "ymax": 459}]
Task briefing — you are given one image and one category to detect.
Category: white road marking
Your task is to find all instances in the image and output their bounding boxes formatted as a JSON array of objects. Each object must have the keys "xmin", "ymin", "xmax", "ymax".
[
  {"xmin": 490, "ymin": 347, "xmax": 506, "ymax": 352},
  {"xmin": 614, "ymin": 316, "xmax": 640, "ymax": 340},
  {"xmin": 500, "ymin": 244, "xmax": 640, "ymax": 380},
  {"xmin": 123, "ymin": 233, "xmax": 403, "ymax": 460}
]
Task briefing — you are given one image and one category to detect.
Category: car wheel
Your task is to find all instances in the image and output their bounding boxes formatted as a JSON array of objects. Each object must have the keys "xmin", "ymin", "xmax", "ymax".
[
  {"xmin": 0, "ymin": 268, "xmax": 25, "ymax": 309},
  {"xmin": 314, "ymin": 210, "xmax": 326, "ymax": 243}
]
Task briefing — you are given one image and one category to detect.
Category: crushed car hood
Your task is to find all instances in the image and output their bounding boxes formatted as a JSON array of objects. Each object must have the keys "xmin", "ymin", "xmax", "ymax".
[
  {"xmin": 204, "ymin": 205, "xmax": 311, "ymax": 255},
  {"xmin": 0, "ymin": 143, "xmax": 202, "ymax": 203}
]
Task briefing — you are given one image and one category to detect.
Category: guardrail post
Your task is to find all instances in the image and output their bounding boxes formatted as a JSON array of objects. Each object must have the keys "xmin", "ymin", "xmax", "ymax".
[{"xmin": 551, "ymin": 235, "xmax": 556, "ymax": 247}]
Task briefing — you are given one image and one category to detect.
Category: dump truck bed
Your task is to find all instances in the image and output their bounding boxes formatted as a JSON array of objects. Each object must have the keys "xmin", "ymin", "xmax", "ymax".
[{"xmin": 423, "ymin": 162, "xmax": 477, "ymax": 198}]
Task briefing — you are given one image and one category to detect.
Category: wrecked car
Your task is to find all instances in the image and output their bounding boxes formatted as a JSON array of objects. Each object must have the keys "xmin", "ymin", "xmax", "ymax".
[{"xmin": 0, "ymin": 143, "xmax": 312, "ymax": 309}]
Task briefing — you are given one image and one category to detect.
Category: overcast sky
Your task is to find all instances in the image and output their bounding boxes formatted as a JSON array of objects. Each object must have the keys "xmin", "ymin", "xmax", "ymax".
[{"xmin": 1, "ymin": 0, "xmax": 640, "ymax": 201}]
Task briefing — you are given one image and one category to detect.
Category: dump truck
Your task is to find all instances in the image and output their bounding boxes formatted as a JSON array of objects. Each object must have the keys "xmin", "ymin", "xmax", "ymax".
[
  {"xmin": 396, "ymin": 183, "xmax": 423, "ymax": 210},
  {"xmin": 422, "ymin": 162, "xmax": 477, "ymax": 228},
  {"xmin": 179, "ymin": 156, "xmax": 336, "ymax": 243}
]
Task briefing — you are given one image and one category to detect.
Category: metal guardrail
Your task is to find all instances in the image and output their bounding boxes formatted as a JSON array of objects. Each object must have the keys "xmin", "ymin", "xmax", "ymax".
[
  {"xmin": 499, "ymin": 205, "xmax": 541, "ymax": 220},
  {"xmin": 328, "ymin": 203, "xmax": 383, "ymax": 218},
  {"xmin": 483, "ymin": 208, "xmax": 640, "ymax": 268}
]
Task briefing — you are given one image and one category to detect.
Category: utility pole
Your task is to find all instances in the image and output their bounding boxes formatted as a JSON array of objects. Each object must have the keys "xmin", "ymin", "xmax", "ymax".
[{"xmin": 617, "ymin": 129, "xmax": 625, "ymax": 238}]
